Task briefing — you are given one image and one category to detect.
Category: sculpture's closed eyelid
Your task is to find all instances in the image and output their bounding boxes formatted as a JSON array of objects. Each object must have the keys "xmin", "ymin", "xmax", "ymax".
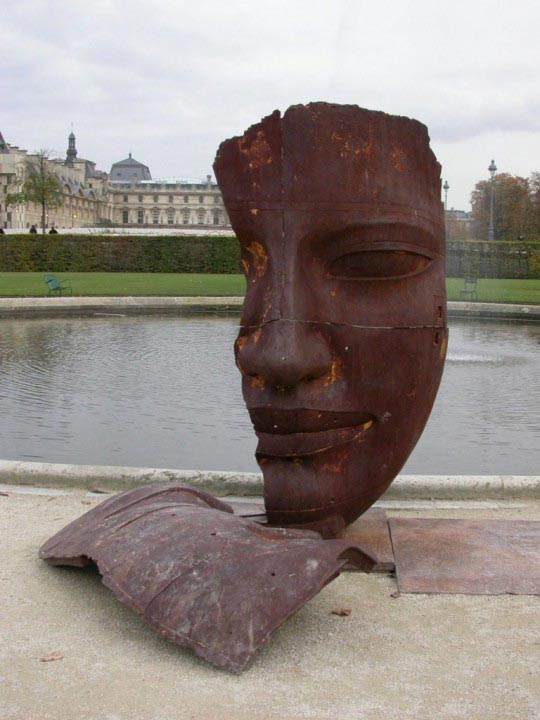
[{"xmin": 326, "ymin": 244, "xmax": 435, "ymax": 281}]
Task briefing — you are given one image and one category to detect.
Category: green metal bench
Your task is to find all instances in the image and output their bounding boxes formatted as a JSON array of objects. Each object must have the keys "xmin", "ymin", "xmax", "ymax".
[
  {"xmin": 459, "ymin": 276, "xmax": 478, "ymax": 301},
  {"xmin": 44, "ymin": 274, "xmax": 73, "ymax": 296}
]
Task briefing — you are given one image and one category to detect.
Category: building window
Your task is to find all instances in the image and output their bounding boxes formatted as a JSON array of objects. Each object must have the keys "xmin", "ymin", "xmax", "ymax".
[
  {"xmin": 122, "ymin": 210, "xmax": 129, "ymax": 223},
  {"xmin": 197, "ymin": 209, "xmax": 205, "ymax": 225},
  {"xmin": 167, "ymin": 209, "xmax": 174, "ymax": 224},
  {"xmin": 214, "ymin": 195, "xmax": 220, "ymax": 203},
  {"xmin": 138, "ymin": 195, "xmax": 143, "ymax": 203},
  {"xmin": 153, "ymin": 195, "xmax": 158, "ymax": 203},
  {"xmin": 183, "ymin": 195, "xmax": 189, "ymax": 203},
  {"xmin": 168, "ymin": 195, "xmax": 173, "ymax": 204},
  {"xmin": 213, "ymin": 212, "xmax": 220, "ymax": 225},
  {"xmin": 182, "ymin": 210, "xmax": 189, "ymax": 224},
  {"xmin": 152, "ymin": 209, "xmax": 159, "ymax": 224},
  {"xmin": 123, "ymin": 195, "xmax": 128, "ymax": 202},
  {"xmin": 137, "ymin": 210, "xmax": 144, "ymax": 224},
  {"xmin": 198, "ymin": 196, "xmax": 204, "ymax": 204}
]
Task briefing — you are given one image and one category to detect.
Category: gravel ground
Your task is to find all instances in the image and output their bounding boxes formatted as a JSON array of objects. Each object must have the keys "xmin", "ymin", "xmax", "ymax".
[{"xmin": 1, "ymin": 488, "xmax": 539, "ymax": 720}]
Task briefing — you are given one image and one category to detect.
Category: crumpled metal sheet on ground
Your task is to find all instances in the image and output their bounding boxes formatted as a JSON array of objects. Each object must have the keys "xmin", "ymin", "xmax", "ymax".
[
  {"xmin": 390, "ymin": 518, "xmax": 540, "ymax": 595},
  {"xmin": 40, "ymin": 485, "xmax": 376, "ymax": 673}
]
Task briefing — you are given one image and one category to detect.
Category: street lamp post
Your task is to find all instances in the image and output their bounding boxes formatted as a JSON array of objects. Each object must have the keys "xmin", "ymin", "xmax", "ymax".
[
  {"xmin": 488, "ymin": 159, "xmax": 497, "ymax": 241},
  {"xmin": 443, "ymin": 180, "xmax": 450, "ymax": 211}
]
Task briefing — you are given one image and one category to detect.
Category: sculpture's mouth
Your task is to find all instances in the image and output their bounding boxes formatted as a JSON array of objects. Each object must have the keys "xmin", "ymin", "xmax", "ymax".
[{"xmin": 249, "ymin": 409, "xmax": 375, "ymax": 458}]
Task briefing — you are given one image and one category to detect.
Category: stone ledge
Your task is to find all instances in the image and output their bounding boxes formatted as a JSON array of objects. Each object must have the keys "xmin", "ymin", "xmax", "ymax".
[
  {"xmin": 0, "ymin": 295, "xmax": 244, "ymax": 317},
  {"xmin": 0, "ymin": 297, "xmax": 539, "ymax": 320},
  {"xmin": 0, "ymin": 460, "xmax": 538, "ymax": 499}
]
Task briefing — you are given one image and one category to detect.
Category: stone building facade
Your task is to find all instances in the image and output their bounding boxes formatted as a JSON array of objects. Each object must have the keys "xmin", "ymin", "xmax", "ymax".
[
  {"xmin": 0, "ymin": 131, "xmax": 231, "ymax": 231},
  {"xmin": 0, "ymin": 131, "xmax": 110, "ymax": 230},
  {"xmin": 108, "ymin": 155, "xmax": 230, "ymax": 228}
]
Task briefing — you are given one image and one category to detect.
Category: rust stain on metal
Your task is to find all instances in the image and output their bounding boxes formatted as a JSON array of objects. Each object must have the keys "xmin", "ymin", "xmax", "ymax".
[
  {"xmin": 238, "ymin": 131, "xmax": 273, "ymax": 169},
  {"xmin": 40, "ymin": 485, "xmax": 376, "ymax": 673},
  {"xmin": 391, "ymin": 146, "xmax": 407, "ymax": 171},
  {"xmin": 245, "ymin": 241, "xmax": 267, "ymax": 280}
]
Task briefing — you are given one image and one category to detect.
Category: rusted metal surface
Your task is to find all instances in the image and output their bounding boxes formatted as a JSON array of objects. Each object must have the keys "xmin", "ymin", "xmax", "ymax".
[
  {"xmin": 390, "ymin": 518, "xmax": 540, "ymax": 595},
  {"xmin": 341, "ymin": 508, "xmax": 395, "ymax": 573},
  {"xmin": 40, "ymin": 484, "xmax": 376, "ymax": 673},
  {"xmin": 214, "ymin": 103, "xmax": 447, "ymax": 537},
  {"xmin": 228, "ymin": 499, "xmax": 266, "ymax": 518}
]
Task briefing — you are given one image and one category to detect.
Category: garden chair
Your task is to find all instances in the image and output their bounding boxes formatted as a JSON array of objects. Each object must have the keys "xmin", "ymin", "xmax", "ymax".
[
  {"xmin": 44, "ymin": 274, "xmax": 73, "ymax": 296},
  {"xmin": 459, "ymin": 276, "xmax": 478, "ymax": 301}
]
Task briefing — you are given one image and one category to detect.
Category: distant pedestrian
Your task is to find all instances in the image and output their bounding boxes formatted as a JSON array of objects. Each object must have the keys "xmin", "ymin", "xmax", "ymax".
[
  {"xmin": 29, "ymin": 224, "xmax": 37, "ymax": 234},
  {"xmin": 49, "ymin": 226, "xmax": 58, "ymax": 234}
]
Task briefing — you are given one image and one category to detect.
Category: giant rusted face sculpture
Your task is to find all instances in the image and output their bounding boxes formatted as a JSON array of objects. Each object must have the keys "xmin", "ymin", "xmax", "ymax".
[
  {"xmin": 40, "ymin": 104, "xmax": 446, "ymax": 674},
  {"xmin": 214, "ymin": 103, "xmax": 447, "ymax": 537}
]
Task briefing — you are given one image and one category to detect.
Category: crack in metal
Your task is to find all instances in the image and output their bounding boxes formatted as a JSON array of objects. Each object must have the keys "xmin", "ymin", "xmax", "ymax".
[{"xmin": 239, "ymin": 317, "xmax": 446, "ymax": 331}]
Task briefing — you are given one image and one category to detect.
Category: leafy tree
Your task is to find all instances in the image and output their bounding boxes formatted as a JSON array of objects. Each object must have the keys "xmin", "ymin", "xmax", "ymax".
[
  {"xmin": 470, "ymin": 172, "xmax": 536, "ymax": 241},
  {"xmin": 528, "ymin": 172, "xmax": 540, "ymax": 236},
  {"xmin": 6, "ymin": 150, "xmax": 64, "ymax": 235}
]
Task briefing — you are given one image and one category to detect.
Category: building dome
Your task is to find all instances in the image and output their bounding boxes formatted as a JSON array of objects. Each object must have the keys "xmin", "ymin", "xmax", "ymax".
[{"xmin": 109, "ymin": 153, "xmax": 152, "ymax": 183}]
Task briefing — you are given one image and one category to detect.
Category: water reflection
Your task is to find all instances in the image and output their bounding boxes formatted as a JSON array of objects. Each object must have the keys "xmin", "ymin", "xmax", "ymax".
[{"xmin": 0, "ymin": 315, "xmax": 538, "ymax": 475}]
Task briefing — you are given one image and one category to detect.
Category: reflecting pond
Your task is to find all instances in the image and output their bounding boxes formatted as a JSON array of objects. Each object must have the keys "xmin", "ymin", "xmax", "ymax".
[{"xmin": 0, "ymin": 315, "xmax": 538, "ymax": 475}]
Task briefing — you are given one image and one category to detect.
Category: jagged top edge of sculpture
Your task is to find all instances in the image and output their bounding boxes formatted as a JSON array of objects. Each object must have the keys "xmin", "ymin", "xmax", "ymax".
[{"xmin": 214, "ymin": 101, "xmax": 437, "ymax": 162}]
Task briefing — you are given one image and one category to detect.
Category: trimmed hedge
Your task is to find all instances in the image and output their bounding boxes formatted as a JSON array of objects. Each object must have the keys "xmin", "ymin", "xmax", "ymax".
[
  {"xmin": 0, "ymin": 235, "xmax": 242, "ymax": 273},
  {"xmin": 2, "ymin": 234, "xmax": 539, "ymax": 279},
  {"xmin": 446, "ymin": 240, "xmax": 540, "ymax": 279}
]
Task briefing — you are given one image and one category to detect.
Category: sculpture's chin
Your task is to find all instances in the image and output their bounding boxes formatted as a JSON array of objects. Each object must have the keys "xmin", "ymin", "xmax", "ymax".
[{"xmin": 258, "ymin": 441, "xmax": 401, "ymax": 538}]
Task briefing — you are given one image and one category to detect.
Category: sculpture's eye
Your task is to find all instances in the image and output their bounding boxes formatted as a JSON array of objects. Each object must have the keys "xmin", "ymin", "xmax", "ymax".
[{"xmin": 328, "ymin": 248, "xmax": 432, "ymax": 280}]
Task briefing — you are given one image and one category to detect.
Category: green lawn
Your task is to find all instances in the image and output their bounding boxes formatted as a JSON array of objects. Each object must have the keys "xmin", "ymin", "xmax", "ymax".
[
  {"xmin": 445, "ymin": 278, "xmax": 540, "ymax": 304},
  {"xmin": 0, "ymin": 272, "xmax": 247, "ymax": 297},
  {"xmin": 0, "ymin": 272, "xmax": 539, "ymax": 304}
]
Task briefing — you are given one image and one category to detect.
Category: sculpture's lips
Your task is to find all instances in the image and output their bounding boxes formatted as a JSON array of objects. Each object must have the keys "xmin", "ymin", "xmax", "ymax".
[{"xmin": 248, "ymin": 408, "xmax": 375, "ymax": 457}]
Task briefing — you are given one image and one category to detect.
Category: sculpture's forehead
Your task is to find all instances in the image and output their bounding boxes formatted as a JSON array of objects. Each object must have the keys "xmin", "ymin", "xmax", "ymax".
[{"xmin": 214, "ymin": 103, "xmax": 444, "ymax": 242}]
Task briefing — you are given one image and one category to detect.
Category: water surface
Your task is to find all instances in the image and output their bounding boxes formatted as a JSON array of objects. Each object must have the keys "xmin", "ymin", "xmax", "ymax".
[{"xmin": 0, "ymin": 315, "xmax": 538, "ymax": 475}]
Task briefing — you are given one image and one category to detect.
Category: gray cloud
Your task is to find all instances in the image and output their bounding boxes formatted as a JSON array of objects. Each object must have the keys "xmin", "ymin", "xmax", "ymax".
[{"xmin": 2, "ymin": 0, "xmax": 539, "ymax": 209}]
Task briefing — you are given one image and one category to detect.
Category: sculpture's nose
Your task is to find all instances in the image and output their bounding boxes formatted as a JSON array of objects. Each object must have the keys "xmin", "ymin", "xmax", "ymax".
[{"xmin": 236, "ymin": 319, "xmax": 333, "ymax": 389}]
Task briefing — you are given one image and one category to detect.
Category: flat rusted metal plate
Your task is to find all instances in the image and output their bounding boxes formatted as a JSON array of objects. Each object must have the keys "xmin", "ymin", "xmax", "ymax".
[
  {"xmin": 40, "ymin": 485, "xmax": 376, "ymax": 673},
  {"xmin": 228, "ymin": 499, "xmax": 266, "ymax": 518},
  {"xmin": 214, "ymin": 103, "xmax": 448, "ymax": 536},
  {"xmin": 390, "ymin": 518, "xmax": 540, "ymax": 595},
  {"xmin": 341, "ymin": 508, "xmax": 394, "ymax": 573}
]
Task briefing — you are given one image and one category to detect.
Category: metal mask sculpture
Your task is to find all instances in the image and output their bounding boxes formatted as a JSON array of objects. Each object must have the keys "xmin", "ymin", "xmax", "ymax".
[
  {"xmin": 40, "ymin": 103, "xmax": 446, "ymax": 673},
  {"xmin": 214, "ymin": 103, "xmax": 447, "ymax": 538}
]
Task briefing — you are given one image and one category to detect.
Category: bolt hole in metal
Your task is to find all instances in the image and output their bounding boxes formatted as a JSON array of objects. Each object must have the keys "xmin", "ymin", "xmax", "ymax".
[{"xmin": 0, "ymin": 315, "xmax": 538, "ymax": 475}]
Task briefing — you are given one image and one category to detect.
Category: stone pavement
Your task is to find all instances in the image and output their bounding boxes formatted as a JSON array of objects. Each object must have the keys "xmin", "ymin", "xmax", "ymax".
[{"xmin": 1, "ymin": 485, "xmax": 539, "ymax": 720}]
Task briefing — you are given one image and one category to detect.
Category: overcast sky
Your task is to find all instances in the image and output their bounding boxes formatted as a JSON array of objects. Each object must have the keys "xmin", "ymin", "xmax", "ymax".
[{"xmin": 2, "ymin": 0, "xmax": 539, "ymax": 210}]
